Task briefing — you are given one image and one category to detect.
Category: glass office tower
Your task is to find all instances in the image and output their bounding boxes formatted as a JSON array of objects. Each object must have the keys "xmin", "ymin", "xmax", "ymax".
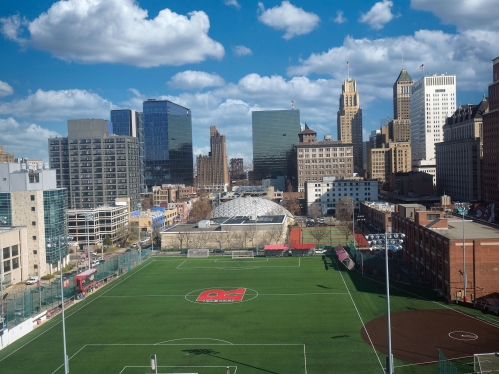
[
  {"xmin": 143, "ymin": 99, "xmax": 194, "ymax": 187},
  {"xmin": 252, "ymin": 109, "xmax": 301, "ymax": 181},
  {"xmin": 43, "ymin": 189, "xmax": 69, "ymax": 264}
]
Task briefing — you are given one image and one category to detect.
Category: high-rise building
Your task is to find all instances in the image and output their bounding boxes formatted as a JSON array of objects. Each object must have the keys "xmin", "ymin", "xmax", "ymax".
[
  {"xmin": 337, "ymin": 78, "xmax": 363, "ymax": 171},
  {"xmin": 0, "ymin": 163, "xmax": 68, "ymax": 276},
  {"xmin": 436, "ymin": 99, "xmax": 488, "ymax": 201},
  {"xmin": 0, "ymin": 146, "xmax": 14, "ymax": 162},
  {"xmin": 142, "ymin": 99, "xmax": 193, "ymax": 187},
  {"xmin": 410, "ymin": 74, "xmax": 456, "ymax": 184},
  {"xmin": 229, "ymin": 158, "xmax": 244, "ymax": 181},
  {"xmin": 389, "ymin": 69, "xmax": 413, "ymax": 142},
  {"xmin": 110, "ymin": 109, "xmax": 146, "ymax": 192},
  {"xmin": 295, "ymin": 125, "xmax": 354, "ymax": 192},
  {"xmin": 482, "ymin": 56, "xmax": 499, "ymax": 214},
  {"xmin": 48, "ymin": 119, "xmax": 140, "ymax": 209},
  {"xmin": 252, "ymin": 109, "xmax": 300, "ymax": 182},
  {"xmin": 196, "ymin": 126, "xmax": 229, "ymax": 191}
]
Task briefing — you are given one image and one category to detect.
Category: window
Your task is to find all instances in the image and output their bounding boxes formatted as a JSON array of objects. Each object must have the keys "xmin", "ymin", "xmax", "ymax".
[
  {"xmin": 32, "ymin": 236, "xmax": 37, "ymax": 240},
  {"xmin": 32, "ymin": 221, "xmax": 36, "ymax": 226},
  {"xmin": 11, "ymin": 245, "xmax": 18, "ymax": 256},
  {"xmin": 34, "ymin": 264, "xmax": 38, "ymax": 269},
  {"xmin": 3, "ymin": 260, "xmax": 10, "ymax": 272},
  {"xmin": 31, "ymin": 195, "xmax": 35, "ymax": 201},
  {"xmin": 12, "ymin": 257, "xmax": 19, "ymax": 269},
  {"xmin": 3, "ymin": 247, "xmax": 10, "ymax": 259},
  {"xmin": 31, "ymin": 207, "xmax": 35, "ymax": 211},
  {"xmin": 34, "ymin": 250, "xmax": 37, "ymax": 255}
]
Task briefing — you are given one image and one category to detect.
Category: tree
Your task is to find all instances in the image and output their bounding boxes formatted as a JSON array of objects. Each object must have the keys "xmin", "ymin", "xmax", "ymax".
[
  {"xmin": 308, "ymin": 203, "xmax": 322, "ymax": 220},
  {"xmin": 336, "ymin": 197, "xmax": 354, "ymax": 224},
  {"xmin": 283, "ymin": 199, "xmax": 301, "ymax": 216},
  {"xmin": 103, "ymin": 235, "xmax": 112, "ymax": 247},
  {"xmin": 116, "ymin": 224, "xmax": 137, "ymax": 247},
  {"xmin": 309, "ymin": 227, "xmax": 328, "ymax": 248},
  {"xmin": 189, "ymin": 199, "xmax": 212, "ymax": 223}
]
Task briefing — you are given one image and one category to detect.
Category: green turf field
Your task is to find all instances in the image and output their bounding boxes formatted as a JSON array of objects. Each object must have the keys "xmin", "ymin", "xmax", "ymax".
[{"xmin": 1, "ymin": 255, "xmax": 498, "ymax": 373}]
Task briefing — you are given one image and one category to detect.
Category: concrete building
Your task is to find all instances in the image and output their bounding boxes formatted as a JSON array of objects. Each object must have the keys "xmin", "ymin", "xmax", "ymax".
[
  {"xmin": 411, "ymin": 74, "xmax": 457, "ymax": 184},
  {"xmin": 305, "ymin": 177, "xmax": 378, "ymax": 215},
  {"xmin": 196, "ymin": 126, "xmax": 229, "ymax": 192},
  {"xmin": 369, "ymin": 142, "xmax": 412, "ymax": 186},
  {"xmin": 0, "ymin": 146, "xmax": 14, "ymax": 162},
  {"xmin": 389, "ymin": 69, "xmax": 413, "ymax": 143},
  {"xmin": 229, "ymin": 158, "xmax": 244, "ymax": 181},
  {"xmin": 389, "ymin": 171, "xmax": 434, "ymax": 197},
  {"xmin": 130, "ymin": 207, "xmax": 166, "ymax": 236},
  {"xmin": 436, "ymin": 99, "xmax": 488, "ymax": 202},
  {"xmin": 337, "ymin": 78, "xmax": 363, "ymax": 171},
  {"xmin": 67, "ymin": 203, "xmax": 129, "ymax": 250},
  {"xmin": 0, "ymin": 226, "xmax": 28, "ymax": 286},
  {"xmin": 48, "ymin": 119, "xmax": 140, "ymax": 209},
  {"xmin": 252, "ymin": 109, "xmax": 301, "ymax": 183},
  {"xmin": 0, "ymin": 163, "xmax": 68, "ymax": 277},
  {"xmin": 392, "ymin": 205, "xmax": 499, "ymax": 301},
  {"xmin": 482, "ymin": 56, "xmax": 499, "ymax": 219},
  {"xmin": 296, "ymin": 125, "xmax": 354, "ymax": 192}
]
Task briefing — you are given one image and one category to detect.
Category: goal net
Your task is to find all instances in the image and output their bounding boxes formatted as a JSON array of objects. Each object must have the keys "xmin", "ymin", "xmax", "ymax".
[
  {"xmin": 474, "ymin": 352, "xmax": 499, "ymax": 373},
  {"xmin": 187, "ymin": 249, "xmax": 210, "ymax": 258},
  {"xmin": 232, "ymin": 250, "xmax": 254, "ymax": 259}
]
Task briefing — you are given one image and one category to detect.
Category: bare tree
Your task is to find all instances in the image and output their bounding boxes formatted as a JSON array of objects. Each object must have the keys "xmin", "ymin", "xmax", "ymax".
[
  {"xmin": 267, "ymin": 226, "xmax": 284, "ymax": 244},
  {"xmin": 336, "ymin": 197, "xmax": 354, "ymax": 224},
  {"xmin": 116, "ymin": 224, "xmax": 137, "ymax": 247},
  {"xmin": 282, "ymin": 199, "xmax": 301, "ymax": 216},
  {"xmin": 189, "ymin": 199, "xmax": 212, "ymax": 223},
  {"xmin": 309, "ymin": 227, "xmax": 328, "ymax": 248},
  {"xmin": 337, "ymin": 225, "xmax": 352, "ymax": 245},
  {"xmin": 308, "ymin": 203, "xmax": 322, "ymax": 220}
]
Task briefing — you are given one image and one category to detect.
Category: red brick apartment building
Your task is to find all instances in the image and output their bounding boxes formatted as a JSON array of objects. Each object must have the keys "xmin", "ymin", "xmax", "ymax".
[{"xmin": 392, "ymin": 204, "xmax": 499, "ymax": 301}]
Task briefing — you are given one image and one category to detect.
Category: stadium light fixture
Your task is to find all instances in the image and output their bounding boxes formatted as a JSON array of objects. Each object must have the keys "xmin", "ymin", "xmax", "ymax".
[
  {"xmin": 365, "ymin": 232, "xmax": 405, "ymax": 374},
  {"xmin": 455, "ymin": 202, "xmax": 470, "ymax": 302}
]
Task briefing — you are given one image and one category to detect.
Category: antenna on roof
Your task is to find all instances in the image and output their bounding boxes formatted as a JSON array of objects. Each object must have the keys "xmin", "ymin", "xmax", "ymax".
[{"xmin": 291, "ymin": 100, "xmax": 295, "ymax": 110}]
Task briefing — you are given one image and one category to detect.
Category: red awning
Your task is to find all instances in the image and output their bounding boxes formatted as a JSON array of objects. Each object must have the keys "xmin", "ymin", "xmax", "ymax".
[
  {"xmin": 75, "ymin": 268, "xmax": 97, "ymax": 280},
  {"xmin": 264, "ymin": 244, "xmax": 289, "ymax": 251},
  {"xmin": 291, "ymin": 243, "xmax": 315, "ymax": 250}
]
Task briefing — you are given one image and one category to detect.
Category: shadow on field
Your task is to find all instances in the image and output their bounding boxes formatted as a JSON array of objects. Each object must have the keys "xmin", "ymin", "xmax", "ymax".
[{"xmin": 181, "ymin": 349, "xmax": 279, "ymax": 373}]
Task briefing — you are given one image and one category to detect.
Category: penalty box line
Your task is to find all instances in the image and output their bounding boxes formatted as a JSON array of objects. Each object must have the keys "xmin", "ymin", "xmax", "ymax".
[
  {"xmin": 73, "ymin": 342, "xmax": 308, "ymax": 374},
  {"xmin": 175, "ymin": 258, "xmax": 302, "ymax": 270}
]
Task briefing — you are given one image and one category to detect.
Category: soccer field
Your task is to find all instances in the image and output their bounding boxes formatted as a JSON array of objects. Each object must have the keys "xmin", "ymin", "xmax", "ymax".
[{"xmin": 1, "ymin": 256, "xmax": 498, "ymax": 373}]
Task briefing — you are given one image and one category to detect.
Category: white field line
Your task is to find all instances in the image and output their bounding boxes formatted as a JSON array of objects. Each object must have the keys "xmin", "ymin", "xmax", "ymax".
[
  {"xmin": 365, "ymin": 275, "xmax": 499, "ymax": 330},
  {"xmin": 101, "ymin": 292, "xmax": 349, "ymax": 299},
  {"xmin": 303, "ymin": 344, "xmax": 308, "ymax": 374},
  {"xmin": 1, "ymin": 259, "xmax": 155, "ymax": 368},
  {"xmin": 119, "ymin": 365, "xmax": 237, "ymax": 374},
  {"xmin": 332, "ymin": 260, "xmax": 385, "ymax": 373},
  {"xmin": 177, "ymin": 259, "xmax": 187, "ymax": 268}
]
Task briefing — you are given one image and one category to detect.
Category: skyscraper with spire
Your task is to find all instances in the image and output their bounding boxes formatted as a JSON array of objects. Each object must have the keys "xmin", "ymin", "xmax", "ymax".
[
  {"xmin": 389, "ymin": 69, "xmax": 413, "ymax": 142},
  {"xmin": 337, "ymin": 78, "xmax": 363, "ymax": 171}
]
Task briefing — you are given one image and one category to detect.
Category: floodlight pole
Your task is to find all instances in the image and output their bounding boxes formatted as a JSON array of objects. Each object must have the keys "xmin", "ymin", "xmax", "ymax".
[
  {"xmin": 253, "ymin": 200, "xmax": 258, "ymax": 256},
  {"xmin": 384, "ymin": 234, "xmax": 393, "ymax": 374},
  {"xmin": 85, "ymin": 213, "xmax": 93, "ymax": 270},
  {"xmin": 58, "ymin": 235, "xmax": 69, "ymax": 374},
  {"xmin": 137, "ymin": 203, "xmax": 142, "ymax": 262}
]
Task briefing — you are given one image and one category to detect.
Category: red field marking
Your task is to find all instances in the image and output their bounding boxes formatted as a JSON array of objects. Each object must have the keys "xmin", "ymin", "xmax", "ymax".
[{"xmin": 196, "ymin": 288, "xmax": 247, "ymax": 303}]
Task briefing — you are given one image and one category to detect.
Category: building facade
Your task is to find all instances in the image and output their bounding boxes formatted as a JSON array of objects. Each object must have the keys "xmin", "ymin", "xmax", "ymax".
[
  {"xmin": 436, "ymin": 99, "xmax": 487, "ymax": 202},
  {"xmin": 252, "ymin": 109, "xmax": 301, "ymax": 182},
  {"xmin": 337, "ymin": 78, "xmax": 363, "ymax": 171},
  {"xmin": 482, "ymin": 56, "xmax": 499, "ymax": 218},
  {"xmin": 0, "ymin": 163, "xmax": 68, "ymax": 277},
  {"xmin": 229, "ymin": 158, "xmax": 244, "ymax": 181},
  {"xmin": 143, "ymin": 99, "xmax": 193, "ymax": 187},
  {"xmin": 410, "ymin": 74, "xmax": 457, "ymax": 183},
  {"xmin": 392, "ymin": 206, "xmax": 499, "ymax": 301},
  {"xmin": 196, "ymin": 126, "xmax": 229, "ymax": 191},
  {"xmin": 48, "ymin": 119, "xmax": 140, "ymax": 209},
  {"xmin": 0, "ymin": 146, "xmax": 14, "ymax": 162},
  {"xmin": 0, "ymin": 226, "xmax": 28, "ymax": 286},
  {"xmin": 389, "ymin": 69, "xmax": 413, "ymax": 143},
  {"xmin": 305, "ymin": 177, "xmax": 378, "ymax": 215},
  {"xmin": 295, "ymin": 126, "xmax": 354, "ymax": 192}
]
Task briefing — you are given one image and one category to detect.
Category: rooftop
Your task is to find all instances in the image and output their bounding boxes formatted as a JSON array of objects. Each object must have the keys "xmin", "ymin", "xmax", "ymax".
[{"xmin": 438, "ymin": 219, "xmax": 499, "ymax": 240}]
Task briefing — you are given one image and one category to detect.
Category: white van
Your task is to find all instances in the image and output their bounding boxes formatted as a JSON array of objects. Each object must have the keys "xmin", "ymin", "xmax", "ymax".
[{"xmin": 26, "ymin": 276, "xmax": 40, "ymax": 285}]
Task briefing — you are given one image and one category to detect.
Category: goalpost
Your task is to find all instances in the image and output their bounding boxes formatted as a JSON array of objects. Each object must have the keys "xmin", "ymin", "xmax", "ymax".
[
  {"xmin": 232, "ymin": 250, "xmax": 254, "ymax": 259},
  {"xmin": 187, "ymin": 249, "xmax": 210, "ymax": 258},
  {"xmin": 474, "ymin": 352, "xmax": 499, "ymax": 373}
]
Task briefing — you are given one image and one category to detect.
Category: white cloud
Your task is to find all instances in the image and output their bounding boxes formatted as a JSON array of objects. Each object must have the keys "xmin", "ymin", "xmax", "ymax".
[
  {"xmin": 359, "ymin": 0, "xmax": 396, "ymax": 30},
  {"xmin": 288, "ymin": 30, "xmax": 497, "ymax": 93},
  {"xmin": 0, "ymin": 89, "xmax": 116, "ymax": 121},
  {"xmin": 257, "ymin": 1, "xmax": 320, "ymax": 40},
  {"xmin": 233, "ymin": 45, "xmax": 253, "ymax": 56},
  {"xmin": 0, "ymin": 14, "xmax": 26, "ymax": 42},
  {"xmin": 1, "ymin": 0, "xmax": 224, "ymax": 67},
  {"xmin": 224, "ymin": 0, "xmax": 241, "ymax": 9},
  {"xmin": 0, "ymin": 117, "xmax": 61, "ymax": 161},
  {"xmin": 168, "ymin": 71, "xmax": 225, "ymax": 91},
  {"xmin": 411, "ymin": 0, "xmax": 499, "ymax": 31},
  {"xmin": 0, "ymin": 81, "xmax": 14, "ymax": 97},
  {"xmin": 333, "ymin": 10, "xmax": 347, "ymax": 24}
]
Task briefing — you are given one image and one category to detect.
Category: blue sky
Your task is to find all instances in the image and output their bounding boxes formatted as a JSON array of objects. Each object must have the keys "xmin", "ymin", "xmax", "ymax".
[{"xmin": 0, "ymin": 0, "xmax": 497, "ymax": 164}]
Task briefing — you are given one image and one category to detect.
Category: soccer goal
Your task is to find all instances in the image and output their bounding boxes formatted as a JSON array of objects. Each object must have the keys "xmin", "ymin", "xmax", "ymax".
[
  {"xmin": 474, "ymin": 352, "xmax": 499, "ymax": 373},
  {"xmin": 232, "ymin": 250, "xmax": 254, "ymax": 259},
  {"xmin": 187, "ymin": 249, "xmax": 210, "ymax": 258}
]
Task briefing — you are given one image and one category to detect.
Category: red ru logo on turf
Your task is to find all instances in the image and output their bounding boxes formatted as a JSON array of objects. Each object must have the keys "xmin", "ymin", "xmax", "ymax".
[{"xmin": 196, "ymin": 288, "xmax": 247, "ymax": 303}]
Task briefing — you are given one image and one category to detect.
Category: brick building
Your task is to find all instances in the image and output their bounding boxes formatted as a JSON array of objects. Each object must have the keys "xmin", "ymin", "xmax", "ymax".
[{"xmin": 392, "ymin": 205, "xmax": 499, "ymax": 301}]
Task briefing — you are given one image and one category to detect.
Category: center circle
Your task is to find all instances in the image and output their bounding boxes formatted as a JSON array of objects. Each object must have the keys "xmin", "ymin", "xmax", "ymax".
[
  {"xmin": 448, "ymin": 331, "xmax": 478, "ymax": 341},
  {"xmin": 185, "ymin": 287, "xmax": 258, "ymax": 304}
]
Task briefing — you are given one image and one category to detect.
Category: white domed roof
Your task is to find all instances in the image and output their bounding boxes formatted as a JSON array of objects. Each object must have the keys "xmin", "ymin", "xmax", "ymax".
[{"xmin": 211, "ymin": 197, "xmax": 293, "ymax": 218}]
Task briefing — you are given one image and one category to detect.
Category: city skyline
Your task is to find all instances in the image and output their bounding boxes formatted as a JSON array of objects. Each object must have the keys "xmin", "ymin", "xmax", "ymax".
[{"xmin": 0, "ymin": 0, "xmax": 497, "ymax": 165}]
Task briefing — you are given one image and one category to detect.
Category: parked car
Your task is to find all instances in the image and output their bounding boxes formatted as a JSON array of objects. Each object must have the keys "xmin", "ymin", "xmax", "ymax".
[
  {"xmin": 30, "ymin": 286, "xmax": 45, "ymax": 293},
  {"xmin": 91, "ymin": 259, "xmax": 100, "ymax": 267},
  {"xmin": 14, "ymin": 308, "xmax": 24, "ymax": 316},
  {"xmin": 315, "ymin": 248, "xmax": 326, "ymax": 254},
  {"xmin": 26, "ymin": 276, "xmax": 40, "ymax": 285}
]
